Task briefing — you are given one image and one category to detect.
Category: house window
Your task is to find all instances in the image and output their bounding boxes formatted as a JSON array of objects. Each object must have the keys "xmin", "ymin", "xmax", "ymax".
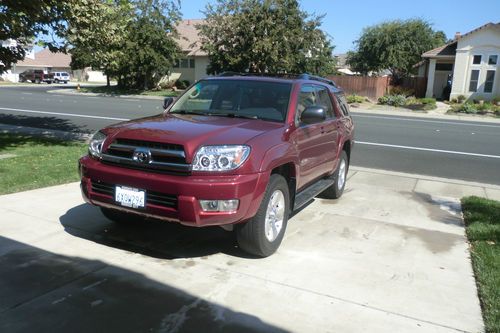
[
  {"xmin": 189, "ymin": 58, "xmax": 195, "ymax": 68},
  {"xmin": 484, "ymin": 70, "xmax": 495, "ymax": 93},
  {"xmin": 472, "ymin": 55, "xmax": 482, "ymax": 65},
  {"xmin": 469, "ymin": 69, "xmax": 480, "ymax": 92},
  {"xmin": 180, "ymin": 59, "xmax": 189, "ymax": 68},
  {"xmin": 488, "ymin": 55, "xmax": 498, "ymax": 65},
  {"xmin": 173, "ymin": 60, "xmax": 180, "ymax": 68}
]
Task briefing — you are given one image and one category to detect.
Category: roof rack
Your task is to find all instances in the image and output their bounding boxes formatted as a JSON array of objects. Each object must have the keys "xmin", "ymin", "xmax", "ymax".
[{"xmin": 217, "ymin": 72, "xmax": 338, "ymax": 88}]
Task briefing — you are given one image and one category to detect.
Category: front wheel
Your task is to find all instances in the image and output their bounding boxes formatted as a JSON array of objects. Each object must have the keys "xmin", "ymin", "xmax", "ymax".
[
  {"xmin": 236, "ymin": 174, "xmax": 290, "ymax": 257},
  {"xmin": 321, "ymin": 150, "xmax": 349, "ymax": 199}
]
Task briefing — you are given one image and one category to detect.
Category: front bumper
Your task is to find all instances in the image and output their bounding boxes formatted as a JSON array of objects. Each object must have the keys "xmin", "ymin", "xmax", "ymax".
[{"xmin": 79, "ymin": 156, "xmax": 269, "ymax": 227}]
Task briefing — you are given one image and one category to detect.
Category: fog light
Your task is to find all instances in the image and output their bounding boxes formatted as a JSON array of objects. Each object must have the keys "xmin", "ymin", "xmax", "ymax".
[{"xmin": 199, "ymin": 199, "xmax": 239, "ymax": 212}]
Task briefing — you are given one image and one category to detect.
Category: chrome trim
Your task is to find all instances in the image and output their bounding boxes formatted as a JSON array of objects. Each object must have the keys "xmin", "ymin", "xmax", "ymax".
[
  {"xmin": 101, "ymin": 153, "xmax": 191, "ymax": 172},
  {"xmin": 108, "ymin": 143, "xmax": 185, "ymax": 159}
]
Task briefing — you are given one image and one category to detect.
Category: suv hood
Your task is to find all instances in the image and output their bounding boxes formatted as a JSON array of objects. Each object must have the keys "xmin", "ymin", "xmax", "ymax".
[{"xmin": 104, "ymin": 113, "xmax": 284, "ymax": 158}]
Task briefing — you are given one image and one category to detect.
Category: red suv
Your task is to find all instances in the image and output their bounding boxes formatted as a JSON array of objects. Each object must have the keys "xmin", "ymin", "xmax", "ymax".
[{"xmin": 79, "ymin": 74, "xmax": 355, "ymax": 257}]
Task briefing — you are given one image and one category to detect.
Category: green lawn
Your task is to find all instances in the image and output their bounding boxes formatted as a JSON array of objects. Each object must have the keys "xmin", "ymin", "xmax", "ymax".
[
  {"xmin": 0, "ymin": 134, "xmax": 87, "ymax": 195},
  {"xmin": 79, "ymin": 85, "xmax": 180, "ymax": 97},
  {"xmin": 462, "ymin": 196, "xmax": 500, "ymax": 333}
]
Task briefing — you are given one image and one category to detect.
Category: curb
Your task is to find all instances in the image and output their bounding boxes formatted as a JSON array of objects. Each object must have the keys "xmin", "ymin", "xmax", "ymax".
[
  {"xmin": 47, "ymin": 88, "xmax": 170, "ymax": 101},
  {"xmin": 350, "ymin": 166, "xmax": 500, "ymax": 190},
  {"xmin": 0, "ymin": 124, "xmax": 91, "ymax": 141},
  {"xmin": 350, "ymin": 107, "xmax": 500, "ymax": 124}
]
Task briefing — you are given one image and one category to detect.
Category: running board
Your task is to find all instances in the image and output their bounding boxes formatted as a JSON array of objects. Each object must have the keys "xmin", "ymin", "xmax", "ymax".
[{"xmin": 293, "ymin": 177, "xmax": 335, "ymax": 211}]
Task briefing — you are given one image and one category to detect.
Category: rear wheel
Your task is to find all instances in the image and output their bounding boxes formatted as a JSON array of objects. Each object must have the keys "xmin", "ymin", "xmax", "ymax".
[
  {"xmin": 100, "ymin": 207, "xmax": 143, "ymax": 224},
  {"xmin": 34, "ymin": 78, "xmax": 40, "ymax": 84},
  {"xmin": 321, "ymin": 150, "xmax": 349, "ymax": 199},
  {"xmin": 54, "ymin": 79, "xmax": 59, "ymax": 84},
  {"xmin": 236, "ymin": 174, "xmax": 290, "ymax": 257}
]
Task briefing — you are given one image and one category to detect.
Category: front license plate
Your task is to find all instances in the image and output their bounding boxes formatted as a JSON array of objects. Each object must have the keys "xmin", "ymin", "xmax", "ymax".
[{"xmin": 115, "ymin": 186, "xmax": 145, "ymax": 209}]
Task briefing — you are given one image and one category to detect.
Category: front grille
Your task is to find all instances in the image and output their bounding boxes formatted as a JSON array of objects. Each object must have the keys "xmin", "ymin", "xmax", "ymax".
[
  {"xmin": 101, "ymin": 138, "xmax": 190, "ymax": 175},
  {"xmin": 90, "ymin": 180, "xmax": 177, "ymax": 209}
]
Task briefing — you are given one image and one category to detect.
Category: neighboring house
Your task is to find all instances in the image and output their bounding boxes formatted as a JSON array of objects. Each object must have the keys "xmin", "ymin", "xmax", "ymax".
[
  {"xmin": 1, "ymin": 39, "xmax": 35, "ymax": 82},
  {"xmin": 334, "ymin": 53, "xmax": 356, "ymax": 75},
  {"xmin": 417, "ymin": 22, "xmax": 500, "ymax": 100},
  {"xmin": 2, "ymin": 48, "xmax": 71, "ymax": 82},
  {"xmin": 173, "ymin": 19, "xmax": 210, "ymax": 83}
]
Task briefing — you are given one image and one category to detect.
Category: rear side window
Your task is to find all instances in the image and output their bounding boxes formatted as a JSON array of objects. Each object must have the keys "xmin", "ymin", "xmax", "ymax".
[{"xmin": 335, "ymin": 93, "xmax": 350, "ymax": 116}]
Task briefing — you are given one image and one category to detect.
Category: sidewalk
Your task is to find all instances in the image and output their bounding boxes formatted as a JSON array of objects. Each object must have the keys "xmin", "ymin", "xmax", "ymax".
[
  {"xmin": 351, "ymin": 102, "xmax": 500, "ymax": 124},
  {"xmin": 0, "ymin": 167, "xmax": 487, "ymax": 332}
]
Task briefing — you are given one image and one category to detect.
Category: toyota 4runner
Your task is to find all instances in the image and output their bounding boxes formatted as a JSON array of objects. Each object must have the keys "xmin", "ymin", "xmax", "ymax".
[{"xmin": 78, "ymin": 73, "xmax": 355, "ymax": 257}]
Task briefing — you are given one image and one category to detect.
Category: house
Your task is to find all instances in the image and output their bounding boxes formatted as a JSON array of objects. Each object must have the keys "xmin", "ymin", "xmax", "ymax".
[
  {"xmin": 418, "ymin": 22, "xmax": 500, "ymax": 100},
  {"xmin": 172, "ymin": 19, "xmax": 210, "ymax": 84},
  {"xmin": 3, "ymin": 48, "xmax": 72, "ymax": 82}
]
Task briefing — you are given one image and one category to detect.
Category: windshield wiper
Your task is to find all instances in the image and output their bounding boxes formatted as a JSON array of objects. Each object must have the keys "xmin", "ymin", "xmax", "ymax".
[
  {"xmin": 208, "ymin": 112, "xmax": 257, "ymax": 119},
  {"xmin": 169, "ymin": 110, "xmax": 206, "ymax": 115}
]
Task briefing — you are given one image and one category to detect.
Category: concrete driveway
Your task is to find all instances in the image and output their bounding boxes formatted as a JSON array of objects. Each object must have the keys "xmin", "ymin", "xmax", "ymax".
[{"xmin": 1, "ymin": 167, "xmax": 494, "ymax": 332}]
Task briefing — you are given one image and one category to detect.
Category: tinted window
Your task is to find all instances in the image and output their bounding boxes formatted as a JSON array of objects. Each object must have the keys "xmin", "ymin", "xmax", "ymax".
[
  {"xmin": 171, "ymin": 79, "xmax": 292, "ymax": 122},
  {"xmin": 335, "ymin": 94, "xmax": 350, "ymax": 116},
  {"xmin": 315, "ymin": 85, "xmax": 335, "ymax": 118}
]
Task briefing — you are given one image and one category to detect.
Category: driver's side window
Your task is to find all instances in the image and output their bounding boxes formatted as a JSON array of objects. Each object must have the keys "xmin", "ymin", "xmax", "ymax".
[{"xmin": 296, "ymin": 84, "xmax": 317, "ymax": 124}]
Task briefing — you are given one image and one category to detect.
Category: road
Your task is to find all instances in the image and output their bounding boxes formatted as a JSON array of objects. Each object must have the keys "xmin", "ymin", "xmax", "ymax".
[{"xmin": 1, "ymin": 85, "xmax": 500, "ymax": 185}]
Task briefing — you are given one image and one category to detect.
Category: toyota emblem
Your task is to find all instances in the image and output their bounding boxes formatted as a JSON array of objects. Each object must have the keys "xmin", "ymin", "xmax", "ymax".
[{"xmin": 132, "ymin": 148, "xmax": 151, "ymax": 164}]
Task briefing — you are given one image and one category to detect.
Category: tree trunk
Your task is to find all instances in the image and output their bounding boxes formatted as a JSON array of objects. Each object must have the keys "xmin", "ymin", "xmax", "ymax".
[{"xmin": 144, "ymin": 71, "xmax": 148, "ymax": 90}]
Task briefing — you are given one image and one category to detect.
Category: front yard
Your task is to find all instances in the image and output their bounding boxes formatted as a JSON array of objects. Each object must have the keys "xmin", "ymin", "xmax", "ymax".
[
  {"xmin": 462, "ymin": 196, "xmax": 500, "ymax": 333},
  {"xmin": 0, "ymin": 133, "xmax": 86, "ymax": 195}
]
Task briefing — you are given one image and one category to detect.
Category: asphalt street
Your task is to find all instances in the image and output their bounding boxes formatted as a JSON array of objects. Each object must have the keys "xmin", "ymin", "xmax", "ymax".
[{"xmin": 1, "ymin": 84, "xmax": 500, "ymax": 185}]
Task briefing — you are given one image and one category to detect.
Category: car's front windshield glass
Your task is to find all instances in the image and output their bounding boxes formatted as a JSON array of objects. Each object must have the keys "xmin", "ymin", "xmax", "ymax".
[{"xmin": 170, "ymin": 79, "xmax": 292, "ymax": 122}]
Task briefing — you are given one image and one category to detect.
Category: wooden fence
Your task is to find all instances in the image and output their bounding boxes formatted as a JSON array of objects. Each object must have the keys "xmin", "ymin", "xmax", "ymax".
[{"xmin": 327, "ymin": 75, "xmax": 428, "ymax": 100}]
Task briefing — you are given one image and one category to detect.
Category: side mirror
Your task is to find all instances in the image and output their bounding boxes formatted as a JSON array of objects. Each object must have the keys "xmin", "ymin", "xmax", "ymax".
[
  {"xmin": 300, "ymin": 106, "xmax": 326, "ymax": 124},
  {"xmin": 163, "ymin": 97, "xmax": 174, "ymax": 110}
]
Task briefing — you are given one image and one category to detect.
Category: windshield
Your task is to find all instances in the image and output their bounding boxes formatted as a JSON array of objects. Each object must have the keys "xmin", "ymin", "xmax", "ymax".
[{"xmin": 170, "ymin": 79, "xmax": 292, "ymax": 122}]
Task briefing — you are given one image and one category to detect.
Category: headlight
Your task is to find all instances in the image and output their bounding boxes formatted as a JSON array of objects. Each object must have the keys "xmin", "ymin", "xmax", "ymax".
[
  {"xmin": 88, "ymin": 131, "xmax": 106, "ymax": 158},
  {"xmin": 192, "ymin": 145, "xmax": 250, "ymax": 171}
]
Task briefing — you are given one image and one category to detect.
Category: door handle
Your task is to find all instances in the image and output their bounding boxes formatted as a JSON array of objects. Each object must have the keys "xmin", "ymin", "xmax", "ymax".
[{"xmin": 320, "ymin": 127, "xmax": 325, "ymax": 134}]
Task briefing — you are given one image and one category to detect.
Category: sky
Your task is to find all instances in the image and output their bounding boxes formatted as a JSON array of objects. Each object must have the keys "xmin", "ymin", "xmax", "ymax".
[{"xmin": 180, "ymin": 0, "xmax": 500, "ymax": 54}]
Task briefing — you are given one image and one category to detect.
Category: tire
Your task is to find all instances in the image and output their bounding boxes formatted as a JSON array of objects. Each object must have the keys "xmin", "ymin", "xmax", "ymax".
[
  {"xmin": 236, "ymin": 174, "xmax": 290, "ymax": 257},
  {"xmin": 34, "ymin": 78, "xmax": 40, "ymax": 84},
  {"xmin": 54, "ymin": 79, "xmax": 59, "ymax": 84},
  {"xmin": 321, "ymin": 150, "xmax": 349, "ymax": 199},
  {"xmin": 100, "ymin": 207, "xmax": 143, "ymax": 224}
]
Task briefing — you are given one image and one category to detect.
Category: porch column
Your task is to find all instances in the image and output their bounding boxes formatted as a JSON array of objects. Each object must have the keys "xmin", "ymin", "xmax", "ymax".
[{"xmin": 425, "ymin": 58, "xmax": 436, "ymax": 98}]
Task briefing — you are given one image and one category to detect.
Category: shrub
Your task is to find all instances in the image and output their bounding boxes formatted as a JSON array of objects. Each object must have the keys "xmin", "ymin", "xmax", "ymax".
[
  {"xmin": 460, "ymin": 102, "xmax": 478, "ymax": 114},
  {"xmin": 175, "ymin": 80, "xmax": 187, "ymax": 90},
  {"xmin": 346, "ymin": 94, "xmax": 365, "ymax": 104},
  {"xmin": 182, "ymin": 80, "xmax": 191, "ymax": 87},
  {"xmin": 390, "ymin": 86, "xmax": 414, "ymax": 97},
  {"xmin": 493, "ymin": 96, "xmax": 500, "ymax": 106},
  {"xmin": 450, "ymin": 97, "xmax": 458, "ymax": 104},
  {"xmin": 419, "ymin": 98, "xmax": 436, "ymax": 105},
  {"xmin": 457, "ymin": 95, "xmax": 467, "ymax": 103},
  {"xmin": 379, "ymin": 94, "xmax": 406, "ymax": 107},
  {"xmin": 477, "ymin": 102, "xmax": 493, "ymax": 112}
]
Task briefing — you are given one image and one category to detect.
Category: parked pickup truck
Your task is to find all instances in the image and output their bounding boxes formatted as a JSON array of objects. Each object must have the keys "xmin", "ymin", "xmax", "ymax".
[
  {"xmin": 19, "ymin": 69, "xmax": 54, "ymax": 84},
  {"xmin": 79, "ymin": 73, "xmax": 355, "ymax": 257}
]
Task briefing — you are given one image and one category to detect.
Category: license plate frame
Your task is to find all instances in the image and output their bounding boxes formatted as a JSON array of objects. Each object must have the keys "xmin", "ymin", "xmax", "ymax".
[{"xmin": 115, "ymin": 185, "xmax": 145, "ymax": 209}]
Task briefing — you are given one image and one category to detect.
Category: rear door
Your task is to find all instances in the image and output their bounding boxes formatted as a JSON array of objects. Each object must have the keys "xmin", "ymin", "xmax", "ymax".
[{"xmin": 314, "ymin": 84, "xmax": 339, "ymax": 173}]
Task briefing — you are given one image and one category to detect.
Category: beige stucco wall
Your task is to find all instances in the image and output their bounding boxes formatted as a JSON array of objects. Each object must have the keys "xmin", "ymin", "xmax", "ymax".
[
  {"xmin": 451, "ymin": 26, "xmax": 500, "ymax": 101},
  {"xmin": 172, "ymin": 55, "xmax": 210, "ymax": 84}
]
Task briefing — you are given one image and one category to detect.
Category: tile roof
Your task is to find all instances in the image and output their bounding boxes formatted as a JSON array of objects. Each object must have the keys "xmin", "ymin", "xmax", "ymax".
[
  {"xmin": 422, "ymin": 22, "xmax": 500, "ymax": 58},
  {"xmin": 16, "ymin": 48, "xmax": 71, "ymax": 68},
  {"xmin": 422, "ymin": 42, "xmax": 457, "ymax": 58},
  {"xmin": 176, "ymin": 19, "xmax": 207, "ymax": 56}
]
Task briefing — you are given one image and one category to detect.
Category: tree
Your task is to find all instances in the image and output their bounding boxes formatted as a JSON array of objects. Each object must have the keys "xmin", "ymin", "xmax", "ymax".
[
  {"xmin": 116, "ymin": 0, "xmax": 181, "ymax": 89},
  {"xmin": 0, "ymin": 0, "xmax": 71, "ymax": 73},
  {"xmin": 198, "ymin": 0, "xmax": 336, "ymax": 76},
  {"xmin": 66, "ymin": 0, "xmax": 133, "ymax": 87},
  {"xmin": 347, "ymin": 19, "xmax": 447, "ymax": 82}
]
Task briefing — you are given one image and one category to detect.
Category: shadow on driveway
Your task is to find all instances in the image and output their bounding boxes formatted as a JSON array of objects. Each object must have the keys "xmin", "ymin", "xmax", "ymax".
[
  {"xmin": 0, "ymin": 236, "xmax": 287, "ymax": 333},
  {"xmin": 59, "ymin": 203, "xmax": 256, "ymax": 260}
]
